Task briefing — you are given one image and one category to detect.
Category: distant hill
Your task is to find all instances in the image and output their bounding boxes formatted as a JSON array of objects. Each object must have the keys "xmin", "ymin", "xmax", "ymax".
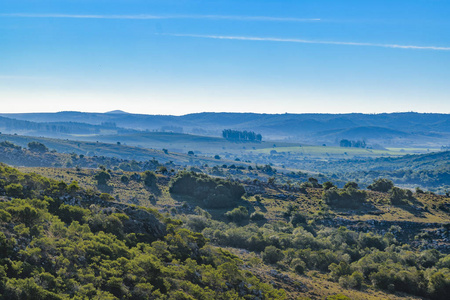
[
  {"xmin": 1, "ymin": 111, "xmax": 450, "ymax": 147},
  {"xmin": 105, "ymin": 110, "xmax": 130, "ymax": 114},
  {"xmin": 0, "ymin": 115, "xmax": 137, "ymax": 137}
]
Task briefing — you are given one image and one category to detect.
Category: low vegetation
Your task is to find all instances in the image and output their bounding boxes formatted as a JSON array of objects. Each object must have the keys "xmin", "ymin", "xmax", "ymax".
[
  {"xmin": 0, "ymin": 164, "xmax": 285, "ymax": 299},
  {"xmin": 1, "ymin": 134, "xmax": 450, "ymax": 299}
]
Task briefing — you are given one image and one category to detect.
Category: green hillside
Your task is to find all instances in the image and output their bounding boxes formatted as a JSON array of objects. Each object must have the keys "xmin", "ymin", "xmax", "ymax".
[
  {"xmin": 6, "ymin": 163, "xmax": 450, "ymax": 300},
  {"xmin": 0, "ymin": 164, "xmax": 285, "ymax": 299},
  {"xmin": 0, "ymin": 133, "xmax": 243, "ymax": 165}
]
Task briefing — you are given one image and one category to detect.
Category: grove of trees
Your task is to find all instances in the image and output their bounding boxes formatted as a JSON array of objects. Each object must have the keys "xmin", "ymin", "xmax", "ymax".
[
  {"xmin": 222, "ymin": 129, "xmax": 262, "ymax": 142},
  {"xmin": 339, "ymin": 139, "xmax": 366, "ymax": 148}
]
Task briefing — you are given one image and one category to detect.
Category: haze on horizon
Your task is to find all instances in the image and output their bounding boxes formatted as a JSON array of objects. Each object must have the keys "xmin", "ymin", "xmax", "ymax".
[{"xmin": 1, "ymin": 0, "xmax": 450, "ymax": 115}]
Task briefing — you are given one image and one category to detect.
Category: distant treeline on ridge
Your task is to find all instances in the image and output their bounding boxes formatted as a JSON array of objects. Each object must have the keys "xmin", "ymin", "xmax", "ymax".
[
  {"xmin": 222, "ymin": 129, "xmax": 262, "ymax": 142},
  {"xmin": 340, "ymin": 139, "xmax": 366, "ymax": 148}
]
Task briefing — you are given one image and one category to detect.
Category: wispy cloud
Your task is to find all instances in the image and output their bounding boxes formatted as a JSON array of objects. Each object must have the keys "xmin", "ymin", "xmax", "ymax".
[
  {"xmin": 165, "ymin": 33, "xmax": 450, "ymax": 51},
  {"xmin": 0, "ymin": 13, "xmax": 320, "ymax": 22},
  {"xmin": 0, "ymin": 75, "xmax": 51, "ymax": 80}
]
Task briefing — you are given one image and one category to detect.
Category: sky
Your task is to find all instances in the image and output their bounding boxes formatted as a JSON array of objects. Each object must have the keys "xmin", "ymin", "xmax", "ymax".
[{"xmin": 1, "ymin": 0, "xmax": 450, "ymax": 115}]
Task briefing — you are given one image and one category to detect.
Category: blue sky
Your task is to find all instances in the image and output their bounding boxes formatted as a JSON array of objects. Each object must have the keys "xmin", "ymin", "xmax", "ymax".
[{"xmin": 1, "ymin": 0, "xmax": 450, "ymax": 114}]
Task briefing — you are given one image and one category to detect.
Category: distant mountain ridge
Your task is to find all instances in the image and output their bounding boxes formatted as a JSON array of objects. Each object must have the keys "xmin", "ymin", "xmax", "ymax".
[
  {"xmin": 1, "ymin": 111, "xmax": 450, "ymax": 147},
  {"xmin": 0, "ymin": 115, "xmax": 137, "ymax": 137}
]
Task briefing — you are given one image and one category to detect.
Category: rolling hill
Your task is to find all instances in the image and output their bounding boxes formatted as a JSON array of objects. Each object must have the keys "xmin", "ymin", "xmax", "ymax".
[{"xmin": 2, "ymin": 111, "xmax": 450, "ymax": 147}]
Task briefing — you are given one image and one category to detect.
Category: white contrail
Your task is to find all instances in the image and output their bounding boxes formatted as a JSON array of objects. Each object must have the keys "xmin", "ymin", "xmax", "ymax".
[
  {"xmin": 0, "ymin": 13, "xmax": 320, "ymax": 22},
  {"xmin": 1, "ymin": 13, "xmax": 164, "ymax": 19},
  {"xmin": 0, "ymin": 75, "xmax": 50, "ymax": 80},
  {"xmin": 165, "ymin": 33, "xmax": 450, "ymax": 51}
]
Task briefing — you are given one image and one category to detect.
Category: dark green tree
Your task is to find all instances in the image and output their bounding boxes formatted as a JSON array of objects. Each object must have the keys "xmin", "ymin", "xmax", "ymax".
[
  {"xmin": 367, "ymin": 178, "xmax": 394, "ymax": 193},
  {"xmin": 28, "ymin": 141, "xmax": 49, "ymax": 153},
  {"xmin": 143, "ymin": 171, "xmax": 157, "ymax": 188},
  {"xmin": 262, "ymin": 246, "xmax": 284, "ymax": 264},
  {"xmin": 389, "ymin": 187, "xmax": 407, "ymax": 204},
  {"xmin": 344, "ymin": 181, "xmax": 359, "ymax": 189},
  {"xmin": 94, "ymin": 171, "xmax": 111, "ymax": 185},
  {"xmin": 120, "ymin": 175, "xmax": 129, "ymax": 184}
]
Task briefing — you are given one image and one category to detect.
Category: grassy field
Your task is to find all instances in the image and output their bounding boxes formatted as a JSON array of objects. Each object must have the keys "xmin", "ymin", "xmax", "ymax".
[
  {"xmin": 386, "ymin": 147, "xmax": 441, "ymax": 153},
  {"xmin": 73, "ymin": 131, "xmax": 300, "ymax": 155},
  {"xmin": 0, "ymin": 133, "xmax": 258, "ymax": 167},
  {"xmin": 253, "ymin": 145, "xmax": 408, "ymax": 158}
]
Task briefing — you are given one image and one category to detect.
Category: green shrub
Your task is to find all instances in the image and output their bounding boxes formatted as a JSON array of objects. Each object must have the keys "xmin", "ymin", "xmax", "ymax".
[
  {"xmin": 292, "ymin": 258, "xmax": 306, "ymax": 274},
  {"xmin": 0, "ymin": 141, "xmax": 21, "ymax": 150},
  {"xmin": 225, "ymin": 206, "xmax": 249, "ymax": 224},
  {"xmin": 7, "ymin": 204, "xmax": 39, "ymax": 226},
  {"xmin": 94, "ymin": 171, "xmax": 111, "ymax": 185},
  {"xmin": 120, "ymin": 175, "xmax": 129, "ymax": 184},
  {"xmin": 28, "ymin": 141, "xmax": 49, "ymax": 153},
  {"xmin": 250, "ymin": 211, "xmax": 265, "ymax": 221},
  {"xmin": 290, "ymin": 212, "xmax": 307, "ymax": 227},
  {"xmin": 169, "ymin": 171, "xmax": 245, "ymax": 208},
  {"xmin": 57, "ymin": 204, "xmax": 90, "ymax": 224},
  {"xmin": 143, "ymin": 171, "xmax": 157, "ymax": 188},
  {"xmin": 0, "ymin": 209, "xmax": 12, "ymax": 222},
  {"xmin": 389, "ymin": 187, "xmax": 408, "ymax": 205},
  {"xmin": 367, "ymin": 178, "xmax": 394, "ymax": 193},
  {"xmin": 323, "ymin": 187, "xmax": 366, "ymax": 208},
  {"xmin": 100, "ymin": 193, "xmax": 114, "ymax": 201},
  {"xmin": 329, "ymin": 261, "xmax": 351, "ymax": 281},
  {"xmin": 186, "ymin": 216, "xmax": 210, "ymax": 232},
  {"xmin": 322, "ymin": 181, "xmax": 336, "ymax": 190},
  {"xmin": 308, "ymin": 177, "xmax": 321, "ymax": 188},
  {"xmin": 67, "ymin": 181, "xmax": 80, "ymax": 194},
  {"xmin": 262, "ymin": 246, "xmax": 284, "ymax": 264},
  {"xmin": 5, "ymin": 183, "xmax": 24, "ymax": 198},
  {"xmin": 344, "ymin": 181, "xmax": 359, "ymax": 189},
  {"xmin": 339, "ymin": 271, "xmax": 364, "ymax": 289},
  {"xmin": 4, "ymin": 278, "xmax": 63, "ymax": 300}
]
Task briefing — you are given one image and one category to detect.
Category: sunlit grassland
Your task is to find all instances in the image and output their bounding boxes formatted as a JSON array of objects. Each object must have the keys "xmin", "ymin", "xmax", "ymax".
[
  {"xmin": 252, "ymin": 145, "xmax": 408, "ymax": 158},
  {"xmin": 248, "ymin": 187, "xmax": 450, "ymax": 224},
  {"xmin": 69, "ymin": 131, "xmax": 297, "ymax": 155},
  {"xmin": 0, "ymin": 133, "xmax": 254, "ymax": 166},
  {"xmin": 18, "ymin": 167, "xmax": 177, "ymax": 208},
  {"xmin": 386, "ymin": 147, "xmax": 441, "ymax": 153}
]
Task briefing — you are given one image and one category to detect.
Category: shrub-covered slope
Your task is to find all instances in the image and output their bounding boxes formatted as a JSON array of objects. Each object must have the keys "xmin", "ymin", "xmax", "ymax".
[{"xmin": 0, "ymin": 164, "xmax": 285, "ymax": 299}]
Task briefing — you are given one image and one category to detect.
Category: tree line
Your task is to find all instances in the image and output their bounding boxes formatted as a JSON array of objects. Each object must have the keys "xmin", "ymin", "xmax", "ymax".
[
  {"xmin": 222, "ymin": 129, "xmax": 262, "ymax": 142},
  {"xmin": 339, "ymin": 139, "xmax": 366, "ymax": 148}
]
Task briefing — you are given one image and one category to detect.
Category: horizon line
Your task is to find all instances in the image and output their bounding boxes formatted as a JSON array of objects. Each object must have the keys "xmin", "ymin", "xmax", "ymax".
[{"xmin": 1, "ymin": 110, "xmax": 448, "ymax": 116}]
